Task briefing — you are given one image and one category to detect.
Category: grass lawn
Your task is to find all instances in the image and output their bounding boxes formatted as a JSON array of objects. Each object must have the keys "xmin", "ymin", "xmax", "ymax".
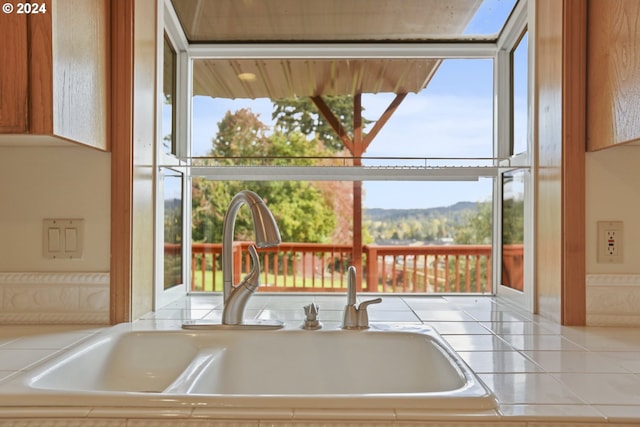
[{"xmin": 191, "ymin": 270, "xmax": 351, "ymax": 292}]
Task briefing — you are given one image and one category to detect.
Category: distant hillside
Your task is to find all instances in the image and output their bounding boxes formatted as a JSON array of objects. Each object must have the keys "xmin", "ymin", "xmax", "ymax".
[
  {"xmin": 365, "ymin": 201, "xmax": 477, "ymax": 221},
  {"xmin": 364, "ymin": 202, "xmax": 479, "ymax": 243}
]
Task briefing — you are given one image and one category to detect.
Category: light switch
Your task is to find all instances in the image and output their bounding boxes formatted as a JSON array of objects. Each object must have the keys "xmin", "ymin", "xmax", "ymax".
[
  {"xmin": 65, "ymin": 228, "xmax": 78, "ymax": 252},
  {"xmin": 48, "ymin": 228, "xmax": 61, "ymax": 252},
  {"xmin": 43, "ymin": 219, "xmax": 84, "ymax": 259}
]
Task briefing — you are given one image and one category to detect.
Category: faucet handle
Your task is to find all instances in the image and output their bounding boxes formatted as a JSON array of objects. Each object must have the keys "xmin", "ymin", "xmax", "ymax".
[
  {"xmin": 304, "ymin": 303, "xmax": 319, "ymax": 321},
  {"xmin": 302, "ymin": 303, "xmax": 322, "ymax": 330},
  {"xmin": 356, "ymin": 297, "xmax": 382, "ymax": 329}
]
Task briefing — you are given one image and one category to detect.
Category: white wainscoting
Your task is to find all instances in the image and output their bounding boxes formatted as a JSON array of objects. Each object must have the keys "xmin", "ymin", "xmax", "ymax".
[
  {"xmin": 587, "ymin": 274, "xmax": 640, "ymax": 326},
  {"xmin": 0, "ymin": 272, "xmax": 109, "ymax": 324}
]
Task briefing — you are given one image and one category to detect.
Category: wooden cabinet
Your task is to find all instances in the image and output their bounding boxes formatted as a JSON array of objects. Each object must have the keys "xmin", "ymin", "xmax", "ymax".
[
  {"xmin": 0, "ymin": 12, "xmax": 29, "ymax": 133},
  {"xmin": 0, "ymin": 0, "xmax": 109, "ymax": 150},
  {"xmin": 587, "ymin": 0, "xmax": 640, "ymax": 151}
]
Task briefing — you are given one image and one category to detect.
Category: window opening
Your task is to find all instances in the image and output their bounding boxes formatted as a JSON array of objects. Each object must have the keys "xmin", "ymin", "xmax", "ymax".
[
  {"xmin": 493, "ymin": 0, "xmax": 531, "ymax": 310},
  {"xmin": 191, "ymin": 179, "xmax": 493, "ymax": 294},
  {"xmin": 156, "ymin": 22, "xmax": 188, "ymax": 308},
  {"xmin": 162, "ymin": 34, "xmax": 177, "ymax": 155},
  {"xmin": 501, "ymin": 170, "xmax": 525, "ymax": 291},
  {"xmin": 162, "ymin": 168, "xmax": 184, "ymax": 290},
  {"xmin": 191, "ymin": 59, "xmax": 495, "ymax": 162},
  {"xmin": 512, "ymin": 30, "xmax": 528, "ymax": 155},
  {"xmin": 160, "ymin": 0, "xmax": 530, "ymax": 298},
  {"xmin": 187, "ymin": 53, "xmax": 499, "ymax": 295}
]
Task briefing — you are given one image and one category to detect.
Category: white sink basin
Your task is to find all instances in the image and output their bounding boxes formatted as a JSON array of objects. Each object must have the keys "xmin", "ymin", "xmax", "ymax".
[
  {"xmin": 30, "ymin": 331, "xmax": 201, "ymax": 393},
  {"xmin": 167, "ymin": 329, "xmax": 467, "ymax": 395},
  {"xmin": 6, "ymin": 324, "xmax": 497, "ymax": 411}
]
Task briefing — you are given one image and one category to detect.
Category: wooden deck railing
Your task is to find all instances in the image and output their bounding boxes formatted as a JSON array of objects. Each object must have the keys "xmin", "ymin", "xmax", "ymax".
[
  {"xmin": 364, "ymin": 245, "xmax": 492, "ymax": 293},
  {"xmin": 187, "ymin": 242, "xmax": 521, "ymax": 294},
  {"xmin": 191, "ymin": 242, "xmax": 353, "ymax": 292}
]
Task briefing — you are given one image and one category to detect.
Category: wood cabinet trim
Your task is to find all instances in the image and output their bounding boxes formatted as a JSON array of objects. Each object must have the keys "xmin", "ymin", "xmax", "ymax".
[
  {"xmin": 562, "ymin": 0, "xmax": 587, "ymax": 325},
  {"xmin": 0, "ymin": 12, "xmax": 29, "ymax": 132},
  {"xmin": 27, "ymin": 0, "xmax": 53, "ymax": 135},
  {"xmin": 110, "ymin": 0, "xmax": 134, "ymax": 324},
  {"xmin": 535, "ymin": 0, "xmax": 587, "ymax": 325}
]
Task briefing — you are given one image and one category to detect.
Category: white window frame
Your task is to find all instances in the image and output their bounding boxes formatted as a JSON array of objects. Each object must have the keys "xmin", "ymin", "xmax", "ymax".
[
  {"xmin": 494, "ymin": 0, "xmax": 534, "ymax": 312},
  {"xmin": 155, "ymin": 0, "xmax": 191, "ymax": 309},
  {"xmin": 156, "ymin": 0, "xmax": 533, "ymax": 306}
]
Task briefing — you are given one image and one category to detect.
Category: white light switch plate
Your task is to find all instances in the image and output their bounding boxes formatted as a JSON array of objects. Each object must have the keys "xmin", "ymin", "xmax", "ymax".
[{"xmin": 43, "ymin": 219, "xmax": 84, "ymax": 259}]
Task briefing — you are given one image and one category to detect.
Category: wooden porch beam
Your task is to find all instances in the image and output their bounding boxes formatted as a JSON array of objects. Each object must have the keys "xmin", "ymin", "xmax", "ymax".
[
  {"xmin": 310, "ymin": 95, "xmax": 354, "ymax": 153},
  {"xmin": 363, "ymin": 93, "xmax": 408, "ymax": 149},
  {"xmin": 353, "ymin": 93, "xmax": 363, "ymax": 157},
  {"xmin": 352, "ymin": 93, "xmax": 364, "ymax": 289}
]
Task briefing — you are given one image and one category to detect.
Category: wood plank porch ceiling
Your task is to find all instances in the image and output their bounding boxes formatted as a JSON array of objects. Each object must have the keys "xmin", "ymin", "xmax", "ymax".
[{"xmin": 192, "ymin": 58, "xmax": 442, "ymax": 100}]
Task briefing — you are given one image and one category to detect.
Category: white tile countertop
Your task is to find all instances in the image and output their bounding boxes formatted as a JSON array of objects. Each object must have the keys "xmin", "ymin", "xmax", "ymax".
[{"xmin": 1, "ymin": 294, "xmax": 640, "ymax": 426}]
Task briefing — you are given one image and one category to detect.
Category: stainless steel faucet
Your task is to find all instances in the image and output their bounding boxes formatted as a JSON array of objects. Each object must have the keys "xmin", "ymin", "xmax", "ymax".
[
  {"xmin": 221, "ymin": 190, "xmax": 281, "ymax": 326},
  {"xmin": 342, "ymin": 266, "xmax": 382, "ymax": 329}
]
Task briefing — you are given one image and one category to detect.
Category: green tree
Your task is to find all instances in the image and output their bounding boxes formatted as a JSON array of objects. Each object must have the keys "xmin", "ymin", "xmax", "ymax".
[
  {"xmin": 453, "ymin": 199, "xmax": 524, "ymax": 245},
  {"xmin": 452, "ymin": 199, "xmax": 525, "ymax": 293},
  {"xmin": 192, "ymin": 108, "xmax": 338, "ymax": 244},
  {"xmin": 502, "ymin": 199, "xmax": 525, "ymax": 244},
  {"xmin": 210, "ymin": 108, "xmax": 270, "ymax": 161},
  {"xmin": 448, "ymin": 201, "xmax": 493, "ymax": 293},
  {"xmin": 191, "ymin": 176, "xmax": 238, "ymax": 243},
  {"xmin": 272, "ymin": 96, "xmax": 371, "ymax": 153},
  {"xmin": 455, "ymin": 201, "xmax": 492, "ymax": 244}
]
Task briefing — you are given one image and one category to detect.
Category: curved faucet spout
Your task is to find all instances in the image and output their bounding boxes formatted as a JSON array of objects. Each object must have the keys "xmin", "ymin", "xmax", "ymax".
[
  {"xmin": 222, "ymin": 190, "xmax": 281, "ymax": 325},
  {"xmin": 223, "ymin": 245, "xmax": 261, "ymax": 325}
]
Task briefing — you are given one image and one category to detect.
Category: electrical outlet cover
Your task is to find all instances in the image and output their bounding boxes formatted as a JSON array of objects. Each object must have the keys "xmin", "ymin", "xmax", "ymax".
[{"xmin": 597, "ymin": 220, "xmax": 623, "ymax": 264}]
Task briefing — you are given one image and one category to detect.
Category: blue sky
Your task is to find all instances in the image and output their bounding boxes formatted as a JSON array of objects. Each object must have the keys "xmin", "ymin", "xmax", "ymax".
[{"xmin": 175, "ymin": 0, "xmax": 522, "ymax": 209}]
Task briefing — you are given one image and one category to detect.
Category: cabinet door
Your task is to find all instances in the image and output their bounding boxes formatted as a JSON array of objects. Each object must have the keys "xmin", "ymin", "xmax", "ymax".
[
  {"xmin": 588, "ymin": 0, "xmax": 640, "ymax": 150},
  {"xmin": 0, "ymin": 13, "xmax": 29, "ymax": 133},
  {"xmin": 51, "ymin": 0, "xmax": 109, "ymax": 149},
  {"xmin": 0, "ymin": 0, "xmax": 108, "ymax": 150}
]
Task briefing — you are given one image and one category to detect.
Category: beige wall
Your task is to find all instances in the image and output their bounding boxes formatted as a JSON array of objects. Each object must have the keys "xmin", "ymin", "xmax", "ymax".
[
  {"xmin": 586, "ymin": 146, "xmax": 640, "ymax": 273},
  {"xmin": 584, "ymin": 145, "xmax": 640, "ymax": 325},
  {"xmin": 0, "ymin": 143, "xmax": 110, "ymax": 272}
]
